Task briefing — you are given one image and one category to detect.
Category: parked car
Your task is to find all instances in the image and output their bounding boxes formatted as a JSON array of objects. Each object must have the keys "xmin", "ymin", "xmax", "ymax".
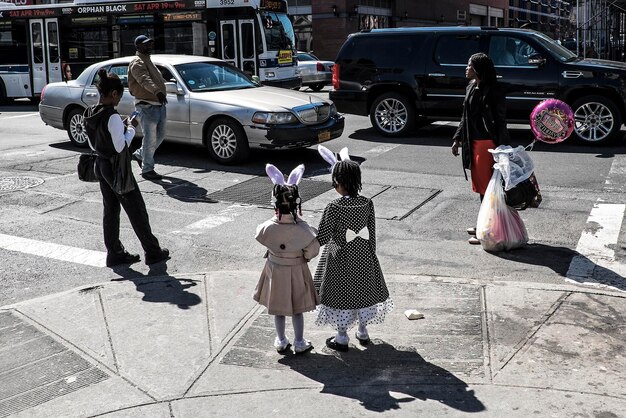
[
  {"xmin": 39, "ymin": 55, "xmax": 344, "ymax": 164},
  {"xmin": 330, "ymin": 27, "xmax": 626, "ymax": 145},
  {"xmin": 295, "ymin": 51, "xmax": 333, "ymax": 92}
]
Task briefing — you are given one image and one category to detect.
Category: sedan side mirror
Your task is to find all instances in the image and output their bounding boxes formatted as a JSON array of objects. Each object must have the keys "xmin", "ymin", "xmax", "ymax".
[
  {"xmin": 528, "ymin": 53, "xmax": 546, "ymax": 67},
  {"xmin": 165, "ymin": 81, "xmax": 183, "ymax": 95},
  {"xmin": 251, "ymin": 75, "xmax": 262, "ymax": 86}
]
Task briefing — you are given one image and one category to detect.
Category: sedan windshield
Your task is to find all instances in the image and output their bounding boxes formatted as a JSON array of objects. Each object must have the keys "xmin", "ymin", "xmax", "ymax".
[
  {"xmin": 296, "ymin": 53, "xmax": 318, "ymax": 61},
  {"xmin": 530, "ymin": 32, "xmax": 578, "ymax": 62},
  {"xmin": 175, "ymin": 62, "xmax": 256, "ymax": 92}
]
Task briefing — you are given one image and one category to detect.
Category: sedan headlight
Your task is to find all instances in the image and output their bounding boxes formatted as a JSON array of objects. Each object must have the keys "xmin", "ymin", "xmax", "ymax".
[
  {"xmin": 330, "ymin": 103, "xmax": 337, "ymax": 115},
  {"xmin": 252, "ymin": 112, "xmax": 297, "ymax": 124}
]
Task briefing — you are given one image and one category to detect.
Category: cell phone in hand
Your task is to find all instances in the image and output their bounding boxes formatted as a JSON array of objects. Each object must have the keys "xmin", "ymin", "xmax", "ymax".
[{"xmin": 128, "ymin": 110, "xmax": 140, "ymax": 122}]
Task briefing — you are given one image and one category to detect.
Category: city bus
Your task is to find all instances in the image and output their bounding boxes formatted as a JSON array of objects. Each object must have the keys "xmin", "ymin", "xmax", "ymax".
[{"xmin": 0, "ymin": 0, "xmax": 299, "ymax": 102}]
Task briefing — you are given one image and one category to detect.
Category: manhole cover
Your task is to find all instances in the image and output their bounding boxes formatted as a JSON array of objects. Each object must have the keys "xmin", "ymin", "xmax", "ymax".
[
  {"xmin": 206, "ymin": 177, "xmax": 333, "ymax": 206},
  {"xmin": 0, "ymin": 177, "xmax": 44, "ymax": 192}
]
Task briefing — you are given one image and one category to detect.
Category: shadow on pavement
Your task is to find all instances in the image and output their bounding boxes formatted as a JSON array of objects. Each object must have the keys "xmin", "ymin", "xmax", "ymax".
[
  {"xmin": 110, "ymin": 264, "xmax": 202, "ymax": 309},
  {"xmin": 148, "ymin": 173, "xmax": 219, "ymax": 203},
  {"xmin": 493, "ymin": 243, "xmax": 626, "ymax": 291},
  {"xmin": 279, "ymin": 341, "xmax": 485, "ymax": 413}
]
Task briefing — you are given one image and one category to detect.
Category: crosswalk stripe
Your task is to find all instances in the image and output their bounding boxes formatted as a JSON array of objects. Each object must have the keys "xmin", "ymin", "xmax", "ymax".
[
  {"xmin": 0, "ymin": 233, "xmax": 106, "ymax": 267},
  {"xmin": 172, "ymin": 204, "xmax": 250, "ymax": 235},
  {"xmin": 566, "ymin": 202, "xmax": 626, "ymax": 288},
  {"xmin": 1, "ymin": 113, "xmax": 38, "ymax": 120}
]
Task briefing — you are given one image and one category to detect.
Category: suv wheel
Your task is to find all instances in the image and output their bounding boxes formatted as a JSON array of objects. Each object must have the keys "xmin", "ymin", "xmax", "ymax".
[
  {"xmin": 67, "ymin": 108, "xmax": 89, "ymax": 147},
  {"xmin": 370, "ymin": 93, "xmax": 415, "ymax": 137},
  {"xmin": 206, "ymin": 117, "xmax": 250, "ymax": 164},
  {"xmin": 571, "ymin": 95, "xmax": 622, "ymax": 145}
]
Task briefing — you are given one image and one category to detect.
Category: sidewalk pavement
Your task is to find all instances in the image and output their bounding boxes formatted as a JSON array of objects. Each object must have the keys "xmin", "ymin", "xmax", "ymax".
[{"xmin": 1, "ymin": 270, "xmax": 625, "ymax": 417}]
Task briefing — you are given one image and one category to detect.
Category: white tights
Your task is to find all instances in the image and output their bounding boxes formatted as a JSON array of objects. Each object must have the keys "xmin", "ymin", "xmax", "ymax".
[{"xmin": 274, "ymin": 314, "xmax": 304, "ymax": 343}]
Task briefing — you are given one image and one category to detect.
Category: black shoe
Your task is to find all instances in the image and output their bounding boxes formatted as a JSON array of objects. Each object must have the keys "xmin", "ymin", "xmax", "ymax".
[
  {"xmin": 325, "ymin": 336, "xmax": 349, "ymax": 352},
  {"xmin": 145, "ymin": 248, "xmax": 170, "ymax": 265},
  {"xmin": 131, "ymin": 154, "xmax": 143, "ymax": 169},
  {"xmin": 355, "ymin": 332, "xmax": 370, "ymax": 346},
  {"xmin": 106, "ymin": 251, "xmax": 140, "ymax": 267},
  {"xmin": 142, "ymin": 170, "xmax": 162, "ymax": 180}
]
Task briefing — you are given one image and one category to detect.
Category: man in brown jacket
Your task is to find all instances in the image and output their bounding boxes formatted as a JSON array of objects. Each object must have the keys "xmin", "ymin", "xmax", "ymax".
[{"xmin": 128, "ymin": 35, "xmax": 167, "ymax": 180}]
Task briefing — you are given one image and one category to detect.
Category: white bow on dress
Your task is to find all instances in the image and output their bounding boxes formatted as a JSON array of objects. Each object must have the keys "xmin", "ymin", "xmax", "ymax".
[{"xmin": 346, "ymin": 227, "xmax": 369, "ymax": 243}]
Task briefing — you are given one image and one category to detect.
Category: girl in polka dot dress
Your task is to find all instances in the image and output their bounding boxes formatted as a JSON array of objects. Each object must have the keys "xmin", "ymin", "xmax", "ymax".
[
  {"xmin": 314, "ymin": 146, "xmax": 393, "ymax": 352},
  {"xmin": 253, "ymin": 163, "xmax": 320, "ymax": 354}
]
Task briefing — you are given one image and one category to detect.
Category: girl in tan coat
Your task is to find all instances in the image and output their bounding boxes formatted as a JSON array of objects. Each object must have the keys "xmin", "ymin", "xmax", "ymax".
[{"xmin": 253, "ymin": 164, "xmax": 320, "ymax": 354}]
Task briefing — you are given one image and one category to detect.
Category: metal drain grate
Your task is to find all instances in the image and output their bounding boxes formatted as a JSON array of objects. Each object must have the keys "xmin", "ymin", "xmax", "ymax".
[
  {"xmin": 206, "ymin": 177, "xmax": 333, "ymax": 206},
  {"xmin": 0, "ymin": 311, "xmax": 109, "ymax": 417},
  {"xmin": 0, "ymin": 177, "xmax": 44, "ymax": 192}
]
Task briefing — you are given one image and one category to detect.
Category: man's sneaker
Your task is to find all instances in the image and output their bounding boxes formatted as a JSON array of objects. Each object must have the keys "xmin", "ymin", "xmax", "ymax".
[
  {"xmin": 142, "ymin": 170, "xmax": 162, "ymax": 180},
  {"xmin": 131, "ymin": 154, "xmax": 143, "ymax": 169},
  {"xmin": 294, "ymin": 339, "xmax": 313, "ymax": 354},
  {"xmin": 467, "ymin": 227, "xmax": 476, "ymax": 235},
  {"xmin": 468, "ymin": 237, "xmax": 480, "ymax": 245},
  {"xmin": 274, "ymin": 337, "xmax": 291, "ymax": 354},
  {"xmin": 106, "ymin": 251, "xmax": 140, "ymax": 267},
  {"xmin": 145, "ymin": 248, "xmax": 170, "ymax": 265}
]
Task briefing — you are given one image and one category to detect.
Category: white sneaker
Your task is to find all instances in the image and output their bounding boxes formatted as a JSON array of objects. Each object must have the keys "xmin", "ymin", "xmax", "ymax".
[
  {"xmin": 274, "ymin": 337, "xmax": 290, "ymax": 353},
  {"xmin": 294, "ymin": 339, "xmax": 313, "ymax": 354}
]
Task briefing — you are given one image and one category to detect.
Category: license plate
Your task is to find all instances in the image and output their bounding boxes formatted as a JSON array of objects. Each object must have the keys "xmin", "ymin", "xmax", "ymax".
[{"xmin": 318, "ymin": 131, "xmax": 331, "ymax": 142}]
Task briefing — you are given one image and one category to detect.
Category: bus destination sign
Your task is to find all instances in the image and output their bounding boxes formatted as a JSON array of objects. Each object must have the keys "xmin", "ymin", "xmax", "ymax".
[{"xmin": 0, "ymin": 0, "xmax": 206, "ymax": 19}]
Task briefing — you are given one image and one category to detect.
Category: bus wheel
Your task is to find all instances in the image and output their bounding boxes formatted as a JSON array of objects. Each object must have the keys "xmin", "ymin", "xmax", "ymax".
[
  {"xmin": 206, "ymin": 117, "xmax": 250, "ymax": 164},
  {"xmin": 67, "ymin": 108, "xmax": 89, "ymax": 147}
]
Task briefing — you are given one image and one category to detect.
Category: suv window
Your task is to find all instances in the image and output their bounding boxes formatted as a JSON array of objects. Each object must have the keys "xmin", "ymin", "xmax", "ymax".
[
  {"xmin": 434, "ymin": 35, "xmax": 480, "ymax": 65},
  {"xmin": 339, "ymin": 34, "xmax": 422, "ymax": 68},
  {"xmin": 489, "ymin": 36, "xmax": 537, "ymax": 66}
]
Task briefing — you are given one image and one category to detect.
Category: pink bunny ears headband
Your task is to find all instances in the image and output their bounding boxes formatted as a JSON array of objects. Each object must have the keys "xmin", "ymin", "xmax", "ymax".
[
  {"xmin": 318, "ymin": 145, "xmax": 350, "ymax": 170},
  {"xmin": 265, "ymin": 163, "xmax": 304, "ymax": 186}
]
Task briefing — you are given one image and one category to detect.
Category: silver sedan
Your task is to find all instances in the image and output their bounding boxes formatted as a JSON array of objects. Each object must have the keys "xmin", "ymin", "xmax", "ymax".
[
  {"xmin": 295, "ymin": 52, "xmax": 334, "ymax": 92},
  {"xmin": 39, "ymin": 55, "xmax": 344, "ymax": 164}
]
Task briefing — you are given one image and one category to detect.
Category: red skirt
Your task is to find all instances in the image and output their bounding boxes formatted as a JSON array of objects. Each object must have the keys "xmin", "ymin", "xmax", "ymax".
[{"xmin": 471, "ymin": 139, "xmax": 496, "ymax": 195}]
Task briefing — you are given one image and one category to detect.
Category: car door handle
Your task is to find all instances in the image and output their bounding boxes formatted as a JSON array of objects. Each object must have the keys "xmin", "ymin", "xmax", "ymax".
[
  {"xmin": 86, "ymin": 93, "xmax": 98, "ymax": 97},
  {"xmin": 428, "ymin": 73, "xmax": 446, "ymax": 77}
]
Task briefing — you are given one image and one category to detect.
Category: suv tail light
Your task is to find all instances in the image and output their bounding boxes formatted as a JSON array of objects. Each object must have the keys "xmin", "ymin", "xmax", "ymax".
[
  {"xmin": 40, "ymin": 85, "xmax": 46, "ymax": 102},
  {"xmin": 316, "ymin": 62, "xmax": 325, "ymax": 72},
  {"xmin": 332, "ymin": 64, "xmax": 340, "ymax": 90}
]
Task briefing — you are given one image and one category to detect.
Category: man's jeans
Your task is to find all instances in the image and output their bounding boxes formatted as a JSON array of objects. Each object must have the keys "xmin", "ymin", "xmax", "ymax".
[{"xmin": 134, "ymin": 103, "xmax": 166, "ymax": 174}]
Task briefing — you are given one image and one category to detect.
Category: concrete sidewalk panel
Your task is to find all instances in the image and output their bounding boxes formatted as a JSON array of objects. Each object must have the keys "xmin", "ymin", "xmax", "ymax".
[
  {"xmin": 204, "ymin": 271, "xmax": 259, "ymax": 354},
  {"xmin": 83, "ymin": 402, "xmax": 171, "ymax": 418},
  {"xmin": 493, "ymin": 292, "xmax": 626, "ymax": 397},
  {"xmin": 485, "ymin": 286, "xmax": 568, "ymax": 373},
  {"xmin": 14, "ymin": 287, "xmax": 116, "ymax": 370},
  {"xmin": 171, "ymin": 384, "xmax": 626, "ymax": 417},
  {"xmin": 100, "ymin": 277, "xmax": 209, "ymax": 399}
]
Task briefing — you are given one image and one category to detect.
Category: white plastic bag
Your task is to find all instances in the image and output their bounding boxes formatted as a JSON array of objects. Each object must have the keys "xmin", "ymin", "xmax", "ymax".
[
  {"xmin": 489, "ymin": 145, "xmax": 534, "ymax": 191},
  {"xmin": 476, "ymin": 170, "xmax": 529, "ymax": 252}
]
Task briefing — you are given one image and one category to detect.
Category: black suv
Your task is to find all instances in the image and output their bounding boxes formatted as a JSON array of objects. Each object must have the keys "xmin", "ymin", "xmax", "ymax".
[{"xmin": 330, "ymin": 27, "xmax": 626, "ymax": 145}]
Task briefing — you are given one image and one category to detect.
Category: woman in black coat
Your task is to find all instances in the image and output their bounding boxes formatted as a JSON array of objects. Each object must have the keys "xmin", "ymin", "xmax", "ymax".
[{"xmin": 452, "ymin": 53, "xmax": 510, "ymax": 245}]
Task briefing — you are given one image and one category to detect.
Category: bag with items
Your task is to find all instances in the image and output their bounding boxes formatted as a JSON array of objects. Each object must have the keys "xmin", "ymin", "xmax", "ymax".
[
  {"xmin": 476, "ymin": 169, "xmax": 529, "ymax": 252},
  {"xmin": 77, "ymin": 153, "xmax": 98, "ymax": 182},
  {"xmin": 109, "ymin": 145, "xmax": 135, "ymax": 195},
  {"xmin": 489, "ymin": 145, "xmax": 540, "ymax": 210}
]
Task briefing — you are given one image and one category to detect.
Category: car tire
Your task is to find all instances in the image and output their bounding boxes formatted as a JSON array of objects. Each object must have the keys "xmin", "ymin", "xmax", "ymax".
[
  {"xmin": 571, "ymin": 95, "xmax": 622, "ymax": 145},
  {"xmin": 370, "ymin": 92, "xmax": 416, "ymax": 137},
  {"xmin": 206, "ymin": 117, "xmax": 249, "ymax": 164},
  {"xmin": 66, "ymin": 108, "xmax": 89, "ymax": 147},
  {"xmin": 310, "ymin": 83, "xmax": 325, "ymax": 92}
]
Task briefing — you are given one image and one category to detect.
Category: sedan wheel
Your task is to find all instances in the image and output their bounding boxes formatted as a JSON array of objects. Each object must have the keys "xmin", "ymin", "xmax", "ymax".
[
  {"xmin": 67, "ymin": 108, "xmax": 89, "ymax": 147},
  {"xmin": 571, "ymin": 95, "xmax": 621, "ymax": 145},
  {"xmin": 370, "ymin": 92, "xmax": 415, "ymax": 137},
  {"xmin": 206, "ymin": 118, "xmax": 249, "ymax": 164}
]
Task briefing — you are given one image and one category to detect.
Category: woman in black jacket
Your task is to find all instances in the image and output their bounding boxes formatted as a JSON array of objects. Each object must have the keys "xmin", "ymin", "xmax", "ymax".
[
  {"xmin": 452, "ymin": 53, "xmax": 510, "ymax": 245},
  {"xmin": 85, "ymin": 69, "xmax": 169, "ymax": 267}
]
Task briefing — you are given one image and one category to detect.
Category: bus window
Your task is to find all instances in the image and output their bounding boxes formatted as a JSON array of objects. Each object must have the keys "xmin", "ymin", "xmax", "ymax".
[
  {"xmin": 223, "ymin": 24, "xmax": 236, "ymax": 60},
  {"xmin": 260, "ymin": 11, "xmax": 295, "ymax": 50},
  {"xmin": 0, "ymin": 22, "xmax": 28, "ymax": 65},
  {"xmin": 47, "ymin": 21, "xmax": 59, "ymax": 63},
  {"xmin": 31, "ymin": 22, "xmax": 44, "ymax": 64}
]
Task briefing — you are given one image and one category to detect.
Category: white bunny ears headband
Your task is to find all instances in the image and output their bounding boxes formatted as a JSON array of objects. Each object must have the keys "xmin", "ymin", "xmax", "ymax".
[
  {"xmin": 318, "ymin": 145, "xmax": 350, "ymax": 170},
  {"xmin": 265, "ymin": 163, "xmax": 304, "ymax": 186}
]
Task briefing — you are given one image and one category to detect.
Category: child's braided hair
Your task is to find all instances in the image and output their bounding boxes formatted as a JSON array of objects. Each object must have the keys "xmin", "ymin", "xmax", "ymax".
[
  {"xmin": 332, "ymin": 160, "xmax": 362, "ymax": 197},
  {"xmin": 273, "ymin": 184, "xmax": 301, "ymax": 220}
]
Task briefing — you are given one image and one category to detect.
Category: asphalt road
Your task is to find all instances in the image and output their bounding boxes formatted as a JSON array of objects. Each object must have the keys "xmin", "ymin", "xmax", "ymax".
[{"xmin": 1, "ymin": 96, "xmax": 626, "ymax": 306}]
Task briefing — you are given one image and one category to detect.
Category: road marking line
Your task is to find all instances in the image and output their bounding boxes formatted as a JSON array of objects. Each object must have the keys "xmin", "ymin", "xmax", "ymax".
[
  {"xmin": 172, "ymin": 204, "xmax": 250, "ymax": 235},
  {"xmin": 364, "ymin": 144, "xmax": 400, "ymax": 155},
  {"xmin": 0, "ymin": 233, "xmax": 106, "ymax": 267},
  {"xmin": 1, "ymin": 113, "xmax": 39, "ymax": 119},
  {"xmin": 566, "ymin": 202, "xmax": 626, "ymax": 288}
]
